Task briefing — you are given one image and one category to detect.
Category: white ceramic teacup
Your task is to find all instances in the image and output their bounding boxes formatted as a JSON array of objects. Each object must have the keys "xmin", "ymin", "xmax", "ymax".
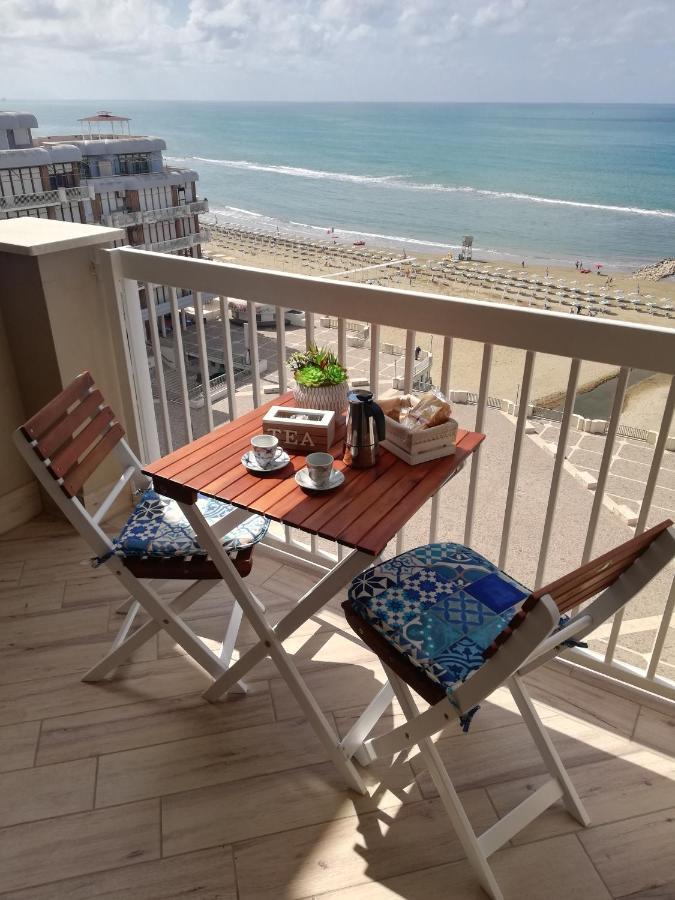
[
  {"xmin": 306, "ymin": 452, "xmax": 334, "ymax": 488},
  {"xmin": 251, "ymin": 434, "xmax": 282, "ymax": 469}
]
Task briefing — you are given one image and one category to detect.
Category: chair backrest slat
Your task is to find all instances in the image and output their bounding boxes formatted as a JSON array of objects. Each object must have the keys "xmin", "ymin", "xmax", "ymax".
[
  {"xmin": 61, "ymin": 423, "xmax": 125, "ymax": 498},
  {"xmin": 554, "ymin": 556, "xmax": 649, "ymax": 613},
  {"xmin": 484, "ymin": 518, "xmax": 673, "ymax": 660},
  {"xmin": 21, "ymin": 372, "xmax": 93, "ymax": 442},
  {"xmin": 18, "ymin": 372, "xmax": 125, "ymax": 500},
  {"xmin": 38, "ymin": 389, "xmax": 104, "ymax": 459},
  {"xmin": 533, "ymin": 519, "xmax": 673, "ymax": 610},
  {"xmin": 50, "ymin": 407, "xmax": 115, "ymax": 478}
]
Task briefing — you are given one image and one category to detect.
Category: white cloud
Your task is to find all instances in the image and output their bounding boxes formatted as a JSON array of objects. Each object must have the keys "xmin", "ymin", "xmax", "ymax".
[{"xmin": 0, "ymin": 0, "xmax": 673, "ymax": 99}]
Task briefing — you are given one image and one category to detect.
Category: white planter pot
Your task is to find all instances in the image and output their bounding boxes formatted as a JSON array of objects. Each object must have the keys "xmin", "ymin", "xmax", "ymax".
[{"xmin": 292, "ymin": 381, "xmax": 350, "ymax": 417}]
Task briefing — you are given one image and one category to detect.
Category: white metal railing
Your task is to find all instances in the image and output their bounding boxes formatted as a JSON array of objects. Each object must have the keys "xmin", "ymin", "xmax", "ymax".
[
  {"xmin": 104, "ymin": 200, "xmax": 208, "ymax": 228},
  {"xmin": 104, "ymin": 246, "xmax": 675, "ymax": 702},
  {"xmin": 143, "ymin": 230, "xmax": 209, "ymax": 254},
  {"xmin": 0, "ymin": 185, "xmax": 92, "ymax": 213}
]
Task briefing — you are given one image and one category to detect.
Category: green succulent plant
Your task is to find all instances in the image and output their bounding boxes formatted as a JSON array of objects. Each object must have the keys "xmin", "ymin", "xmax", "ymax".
[{"xmin": 289, "ymin": 345, "xmax": 348, "ymax": 387}]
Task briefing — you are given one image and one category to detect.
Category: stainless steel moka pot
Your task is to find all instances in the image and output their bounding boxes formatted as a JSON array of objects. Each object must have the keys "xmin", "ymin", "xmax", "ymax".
[{"xmin": 343, "ymin": 389, "xmax": 386, "ymax": 468}]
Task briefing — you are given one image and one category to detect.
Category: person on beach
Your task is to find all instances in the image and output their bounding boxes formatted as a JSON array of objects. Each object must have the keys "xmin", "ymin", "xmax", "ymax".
[{"xmin": 575, "ymin": 260, "xmax": 579, "ymax": 270}]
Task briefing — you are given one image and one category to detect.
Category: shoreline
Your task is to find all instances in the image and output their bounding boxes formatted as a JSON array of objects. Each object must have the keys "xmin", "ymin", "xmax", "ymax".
[
  {"xmin": 202, "ymin": 209, "xmax": 671, "ymax": 275},
  {"xmin": 202, "ymin": 222, "xmax": 675, "ymax": 432}
]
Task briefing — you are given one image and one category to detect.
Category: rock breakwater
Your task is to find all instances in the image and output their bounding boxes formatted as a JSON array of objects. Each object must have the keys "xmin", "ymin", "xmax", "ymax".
[{"xmin": 633, "ymin": 258, "xmax": 675, "ymax": 281}]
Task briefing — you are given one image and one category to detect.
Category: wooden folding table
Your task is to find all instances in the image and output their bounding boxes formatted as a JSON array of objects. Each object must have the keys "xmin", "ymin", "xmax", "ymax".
[{"xmin": 144, "ymin": 393, "xmax": 484, "ymax": 792}]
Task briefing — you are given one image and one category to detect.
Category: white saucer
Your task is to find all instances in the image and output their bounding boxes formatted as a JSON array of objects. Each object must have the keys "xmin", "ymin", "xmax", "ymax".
[
  {"xmin": 295, "ymin": 467, "xmax": 345, "ymax": 491},
  {"xmin": 241, "ymin": 449, "xmax": 290, "ymax": 473}
]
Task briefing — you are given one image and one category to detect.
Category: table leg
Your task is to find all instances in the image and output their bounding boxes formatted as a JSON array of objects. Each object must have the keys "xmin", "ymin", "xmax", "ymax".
[
  {"xmin": 179, "ymin": 501, "xmax": 370, "ymax": 794},
  {"xmin": 203, "ymin": 548, "xmax": 376, "ymax": 701}
]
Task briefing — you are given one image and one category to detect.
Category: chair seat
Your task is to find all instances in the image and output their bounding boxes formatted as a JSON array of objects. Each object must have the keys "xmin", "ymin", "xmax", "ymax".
[
  {"xmin": 345, "ymin": 543, "xmax": 531, "ymax": 699},
  {"xmin": 108, "ymin": 489, "xmax": 269, "ymax": 563}
]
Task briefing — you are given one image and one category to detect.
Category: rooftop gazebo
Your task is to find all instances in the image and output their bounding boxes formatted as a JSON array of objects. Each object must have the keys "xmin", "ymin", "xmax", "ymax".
[{"xmin": 77, "ymin": 110, "xmax": 131, "ymax": 139}]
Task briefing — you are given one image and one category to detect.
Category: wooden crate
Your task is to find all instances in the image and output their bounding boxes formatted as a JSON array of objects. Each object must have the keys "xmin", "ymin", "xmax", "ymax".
[
  {"xmin": 262, "ymin": 406, "xmax": 335, "ymax": 454},
  {"xmin": 379, "ymin": 394, "xmax": 457, "ymax": 465}
]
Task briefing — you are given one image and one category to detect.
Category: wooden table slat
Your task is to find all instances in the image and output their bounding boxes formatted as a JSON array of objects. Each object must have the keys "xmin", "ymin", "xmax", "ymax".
[
  {"xmin": 145, "ymin": 395, "xmax": 294, "ymax": 480},
  {"xmin": 298, "ymin": 452, "xmax": 400, "ymax": 535},
  {"xmin": 143, "ymin": 393, "xmax": 484, "ymax": 557},
  {"xmin": 338, "ymin": 432, "xmax": 482, "ymax": 554},
  {"xmin": 180, "ymin": 422, "xmax": 273, "ymax": 492}
]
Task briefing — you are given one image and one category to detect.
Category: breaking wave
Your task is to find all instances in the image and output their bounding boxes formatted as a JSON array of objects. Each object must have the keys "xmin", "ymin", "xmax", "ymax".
[{"xmin": 178, "ymin": 155, "xmax": 675, "ymax": 220}]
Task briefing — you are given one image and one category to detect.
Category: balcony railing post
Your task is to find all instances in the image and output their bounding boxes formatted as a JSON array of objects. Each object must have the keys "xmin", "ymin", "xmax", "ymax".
[
  {"xmin": 101, "ymin": 250, "xmax": 161, "ymax": 463},
  {"xmin": 221, "ymin": 298, "xmax": 238, "ymax": 421}
]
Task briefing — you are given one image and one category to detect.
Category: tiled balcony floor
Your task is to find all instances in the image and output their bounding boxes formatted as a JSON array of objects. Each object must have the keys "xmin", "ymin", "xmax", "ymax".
[{"xmin": 0, "ymin": 514, "xmax": 674, "ymax": 899}]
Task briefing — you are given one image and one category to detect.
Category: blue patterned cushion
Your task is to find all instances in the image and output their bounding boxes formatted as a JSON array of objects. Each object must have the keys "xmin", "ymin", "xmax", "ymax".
[
  {"xmin": 110, "ymin": 489, "xmax": 269, "ymax": 561},
  {"xmin": 348, "ymin": 542, "xmax": 531, "ymax": 697}
]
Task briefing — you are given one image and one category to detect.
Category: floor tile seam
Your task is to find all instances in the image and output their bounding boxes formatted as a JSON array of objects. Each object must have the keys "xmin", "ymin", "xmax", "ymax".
[
  {"xmin": 518, "ymin": 688, "xmax": 640, "ymax": 738},
  {"xmin": 231, "ymin": 843, "xmax": 241, "ymax": 900},
  {"xmin": 0, "ymin": 653, "xmax": 153, "ymax": 689},
  {"xmin": 0, "ymin": 598, "xmax": 109, "ymax": 621},
  {"xmin": 240, "ymin": 829, "xmax": 493, "ymax": 900},
  {"xmin": 92, "ymin": 754, "xmax": 100, "ymax": 809},
  {"xmin": 572, "ymin": 830, "xmax": 616, "ymax": 899},
  {"xmin": 71, "ymin": 712, "xmax": 282, "ymax": 775},
  {"xmin": 566, "ymin": 667, "xmax": 675, "ymax": 717},
  {"xmin": 0, "ymin": 807, "xmax": 164, "ymax": 898},
  {"xmin": 159, "ymin": 786, "xmax": 164, "ymax": 859},
  {"xmin": 0, "ymin": 778, "xmax": 150, "ymax": 834},
  {"xmin": 0, "ymin": 582, "xmax": 69, "ymax": 617},
  {"xmin": 0, "ymin": 680, "xmax": 233, "ymax": 728},
  {"xmin": 414, "ymin": 749, "xmax": 639, "ymax": 801},
  {"xmin": 222, "ymin": 790, "xmax": 476, "ymax": 857},
  {"xmin": 0, "ymin": 602, "xmax": 96, "ymax": 627},
  {"xmin": 160, "ymin": 776, "xmax": 418, "ymax": 857},
  {"xmin": 268, "ymin": 679, "xmax": 282, "ymax": 721},
  {"xmin": 629, "ymin": 705, "xmax": 644, "ymax": 742},
  {"xmin": 61, "ymin": 596, "xmax": 129, "ymax": 612},
  {"xmin": 31, "ymin": 718, "xmax": 43, "ymax": 768},
  {"xmin": 102, "ymin": 750, "xmax": 403, "ymax": 814},
  {"xmin": 483, "ymin": 798, "xmax": 675, "ymax": 854},
  {"xmin": 1, "ymin": 750, "xmax": 104, "ymax": 778},
  {"xmin": 0, "ymin": 630, "xmax": 118, "ymax": 655}
]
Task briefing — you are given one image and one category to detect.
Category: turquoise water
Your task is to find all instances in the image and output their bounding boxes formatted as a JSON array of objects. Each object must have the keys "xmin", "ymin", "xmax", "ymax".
[{"xmin": 22, "ymin": 100, "xmax": 675, "ymax": 269}]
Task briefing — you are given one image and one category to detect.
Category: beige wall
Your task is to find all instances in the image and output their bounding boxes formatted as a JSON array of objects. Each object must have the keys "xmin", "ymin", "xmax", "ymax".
[
  {"xmin": 0, "ymin": 252, "xmax": 61, "ymax": 416},
  {"xmin": 0, "ymin": 253, "xmax": 46, "ymax": 528},
  {"xmin": 0, "ymin": 297, "xmax": 37, "ymax": 497},
  {"xmin": 0, "ymin": 221, "xmax": 140, "ymax": 529}
]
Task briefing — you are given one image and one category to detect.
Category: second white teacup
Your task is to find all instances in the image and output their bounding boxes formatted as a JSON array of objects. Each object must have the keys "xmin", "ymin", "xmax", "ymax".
[
  {"xmin": 306, "ymin": 452, "xmax": 334, "ymax": 488},
  {"xmin": 251, "ymin": 434, "xmax": 282, "ymax": 469}
]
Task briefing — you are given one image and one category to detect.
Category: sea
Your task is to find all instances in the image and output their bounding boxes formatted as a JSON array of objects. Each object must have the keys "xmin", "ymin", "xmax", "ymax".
[{"xmin": 22, "ymin": 100, "xmax": 675, "ymax": 271}]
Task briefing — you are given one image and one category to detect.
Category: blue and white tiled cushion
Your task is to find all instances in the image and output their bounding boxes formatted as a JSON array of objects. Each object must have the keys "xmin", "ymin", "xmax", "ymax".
[
  {"xmin": 107, "ymin": 489, "xmax": 269, "ymax": 561},
  {"xmin": 348, "ymin": 542, "xmax": 531, "ymax": 697}
]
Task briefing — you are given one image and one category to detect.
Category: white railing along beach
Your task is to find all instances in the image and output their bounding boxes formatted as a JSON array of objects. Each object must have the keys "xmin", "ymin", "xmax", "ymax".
[{"xmin": 100, "ymin": 246, "xmax": 675, "ymax": 702}]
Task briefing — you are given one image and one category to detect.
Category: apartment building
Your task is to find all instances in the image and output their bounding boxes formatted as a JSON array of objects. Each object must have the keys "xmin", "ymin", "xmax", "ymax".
[
  {"xmin": 0, "ymin": 112, "xmax": 94, "ymax": 222},
  {"xmin": 0, "ymin": 110, "xmax": 208, "ymax": 259}
]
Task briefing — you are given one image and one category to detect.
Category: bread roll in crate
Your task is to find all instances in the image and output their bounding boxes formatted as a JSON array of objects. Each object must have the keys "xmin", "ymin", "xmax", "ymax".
[{"xmin": 378, "ymin": 391, "xmax": 459, "ymax": 465}]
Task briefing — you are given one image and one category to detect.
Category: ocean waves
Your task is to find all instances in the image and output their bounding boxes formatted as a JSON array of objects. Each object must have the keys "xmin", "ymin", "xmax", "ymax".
[
  {"xmin": 188, "ymin": 156, "xmax": 399, "ymax": 186},
  {"xmin": 168, "ymin": 154, "xmax": 675, "ymax": 220}
]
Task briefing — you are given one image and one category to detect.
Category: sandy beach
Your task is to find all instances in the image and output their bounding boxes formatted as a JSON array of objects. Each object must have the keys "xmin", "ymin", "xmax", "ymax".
[{"xmin": 203, "ymin": 223, "xmax": 675, "ymax": 431}]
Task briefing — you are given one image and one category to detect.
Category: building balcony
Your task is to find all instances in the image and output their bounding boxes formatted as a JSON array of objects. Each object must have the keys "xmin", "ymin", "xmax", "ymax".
[
  {"xmin": 0, "ymin": 218, "xmax": 673, "ymax": 899},
  {"xmin": 143, "ymin": 229, "xmax": 209, "ymax": 253},
  {"xmin": 103, "ymin": 200, "xmax": 208, "ymax": 228},
  {"xmin": 0, "ymin": 184, "xmax": 93, "ymax": 214}
]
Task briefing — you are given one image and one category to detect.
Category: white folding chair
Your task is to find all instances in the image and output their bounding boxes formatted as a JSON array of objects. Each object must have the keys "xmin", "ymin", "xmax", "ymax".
[
  {"xmin": 13, "ymin": 370, "xmax": 268, "ymax": 689},
  {"xmin": 340, "ymin": 521, "xmax": 675, "ymax": 900}
]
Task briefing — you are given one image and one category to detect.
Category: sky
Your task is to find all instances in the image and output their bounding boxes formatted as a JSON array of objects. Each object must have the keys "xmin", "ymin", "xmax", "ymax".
[{"xmin": 1, "ymin": 0, "xmax": 675, "ymax": 103}]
